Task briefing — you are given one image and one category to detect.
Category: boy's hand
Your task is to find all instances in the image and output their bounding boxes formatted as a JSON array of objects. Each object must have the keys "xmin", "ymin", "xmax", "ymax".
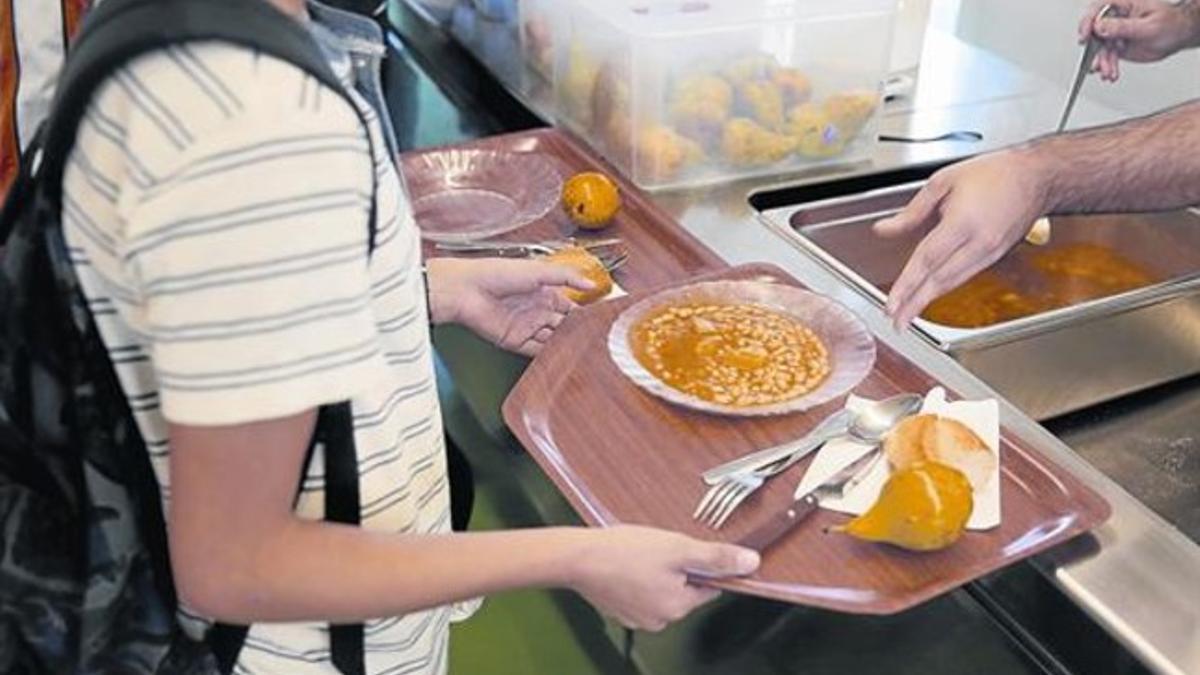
[
  {"xmin": 1080, "ymin": 0, "xmax": 1200, "ymax": 82},
  {"xmin": 426, "ymin": 257, "xmax": 594, "ymax": 356},
  {"xmin": 569, "ymin": 525, "xmax": 760, "ymax": 632}
]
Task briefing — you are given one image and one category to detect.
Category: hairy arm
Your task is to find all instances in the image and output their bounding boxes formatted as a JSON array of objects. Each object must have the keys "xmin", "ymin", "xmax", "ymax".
[
  {"xmin": 876, "ymin": 100, "xmax": 1200, "ymax": 325},
  {"xmin": 1030, "ymin": 99, "xmax": 1200, "ymax": 214}
]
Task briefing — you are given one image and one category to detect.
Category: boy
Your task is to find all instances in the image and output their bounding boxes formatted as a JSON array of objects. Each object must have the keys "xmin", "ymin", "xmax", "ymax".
[{"xmin": 60, "ymin": 0, "xmax": 759, "ymax": 672}]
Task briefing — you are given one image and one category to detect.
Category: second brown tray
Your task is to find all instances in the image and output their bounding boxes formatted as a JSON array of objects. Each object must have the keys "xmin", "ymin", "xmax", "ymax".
[
  {"xmin": 404, "ymin": 128, "xmax": 725, "ymax": 292},
  {"xmin": 502, "ymin": 263, "xmax": 1111, "ymax": 615}
]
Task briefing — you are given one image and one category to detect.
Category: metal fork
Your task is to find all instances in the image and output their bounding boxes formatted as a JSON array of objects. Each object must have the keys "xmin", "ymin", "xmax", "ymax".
[
  {"xmin": 435, "ymin": 237, "xmax": 623, "ymax": 257},
  {"xmin": 596, "ymin": 249, "xmax": 629, "ymax": 273},
  {"xmin": 692, "ymin": 450, "xmax": 808, "ymax": 529}
]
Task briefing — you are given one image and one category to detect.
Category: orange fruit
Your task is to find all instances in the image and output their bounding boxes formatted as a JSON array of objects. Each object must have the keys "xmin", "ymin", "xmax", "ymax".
[
  {"xmin": 562, "ymin": 172, "xmax": 621, "ymax": 229},
  {"xmin": 545, "ymin": 246, "xmax": 613, "ymax": 305}
]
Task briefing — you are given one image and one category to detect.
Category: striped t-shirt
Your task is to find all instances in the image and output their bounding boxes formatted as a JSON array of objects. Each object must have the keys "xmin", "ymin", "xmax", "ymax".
[{"xmin": 61, "ymin": 34, "xmax": 465, "ymax": 675}]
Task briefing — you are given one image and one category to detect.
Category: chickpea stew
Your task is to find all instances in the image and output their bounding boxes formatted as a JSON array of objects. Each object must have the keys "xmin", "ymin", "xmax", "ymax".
[{"xmin": 629, "ymin": 302, "xmax": 830, "ymax": 408}]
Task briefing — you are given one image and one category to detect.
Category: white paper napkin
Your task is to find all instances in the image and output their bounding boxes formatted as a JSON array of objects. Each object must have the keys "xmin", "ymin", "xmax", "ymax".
[
  {"xmin": 793, "ymin": 387, "xmax": 1002, "ymax": 530},
  {"xmin": 604, "ymin": 283, "xmax": 628, "ymax": 301}
]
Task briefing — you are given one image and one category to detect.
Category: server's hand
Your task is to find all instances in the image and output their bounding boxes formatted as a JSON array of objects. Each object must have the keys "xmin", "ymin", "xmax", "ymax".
[
  {"xmin": 874, "ymin": 151, "xmax": 1051, "ymax": 328},
  {"xmin": 1080, "ymin": 0, "xmax": 1200, "ymax": 82}
]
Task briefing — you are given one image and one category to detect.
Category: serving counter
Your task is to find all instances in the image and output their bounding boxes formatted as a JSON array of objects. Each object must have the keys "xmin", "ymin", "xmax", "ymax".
[{"xmin": 384, "ymin": 2, "xmax": 1200, "ymax": 674}]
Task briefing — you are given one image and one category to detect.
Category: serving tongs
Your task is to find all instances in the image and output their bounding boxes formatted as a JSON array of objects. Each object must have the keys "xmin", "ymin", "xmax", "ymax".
[
  {"xmin": 1027, "ymin": 3, "xmax": 1119, "ymax": 246},
  {"xmin": 1057, "ymin": 3, "xmax": 1118, "ymax": 134}
]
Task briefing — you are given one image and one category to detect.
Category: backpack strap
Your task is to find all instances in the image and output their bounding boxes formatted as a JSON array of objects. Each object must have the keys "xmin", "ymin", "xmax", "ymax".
[
  {"xmin": 27, "ymin": 0, "xmax": 380, "ymax": 671},
  {"xmin": 320, "ymin": 403, "xmax": 367, "ymax": 675},
  {"xmin": 36, "ymin": 0, "xmax": 379, "ymax": 254},
  {"xmin": 209, "ymin": 403, "xmax": 364, "ymax": 675}
]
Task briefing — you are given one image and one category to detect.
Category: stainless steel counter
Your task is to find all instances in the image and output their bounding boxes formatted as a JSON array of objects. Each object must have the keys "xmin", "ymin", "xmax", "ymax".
[
  {"xmin": 640, "ymin": 32, "xmax": 1200, "ymax": 673},
  {"xmin": 658, "ymin": 171, "xmax": 1200, "ymax": 675},
  {"xmin": 388, "ymin": 3, "xmax": 1200, "ymax": 673}
]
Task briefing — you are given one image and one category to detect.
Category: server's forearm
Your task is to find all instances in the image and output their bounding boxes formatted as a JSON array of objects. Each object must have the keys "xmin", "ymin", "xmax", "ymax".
[{"xmin": 1024, "ymin": 100, "xmax": 1200, "ymax": 214}]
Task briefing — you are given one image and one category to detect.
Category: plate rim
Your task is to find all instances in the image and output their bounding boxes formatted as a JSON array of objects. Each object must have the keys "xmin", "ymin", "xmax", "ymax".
[
  {"xmin": 606, "ymin": 279, "xmax": 878, "ymax": 417},
  {"xmin": 409, "ymin": 149, "xmax": 563, "ymax": 243}
]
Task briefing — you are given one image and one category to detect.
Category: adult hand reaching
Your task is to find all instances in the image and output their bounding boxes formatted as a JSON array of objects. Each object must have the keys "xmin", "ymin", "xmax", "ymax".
[
  {"xmin": 874, "ymin": 151, "xmax": 1051, "ymax": 327},
  {"xmin": 426, "ymin": 257, "xmax": 593, "ymax": 356},
  {"xmin": 1080, "ymin": 0, "xmax": 1200, "ymax": 82}
]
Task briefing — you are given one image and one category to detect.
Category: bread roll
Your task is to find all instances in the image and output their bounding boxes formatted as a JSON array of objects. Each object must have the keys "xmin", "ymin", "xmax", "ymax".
[
  {"xmin": 545, "ymin": 246, "xmax": 613, "ymax": 305},
  {"xmin": 883, "ymin": 414, "xmax": 997, "ymax": 491},
  {"xmin": 923, "ymin": 417, "xmax": 996, "ymax": 490},
  {"xmin": 883, "ymin": 414, "xmax": 935, "ymax": 470}
]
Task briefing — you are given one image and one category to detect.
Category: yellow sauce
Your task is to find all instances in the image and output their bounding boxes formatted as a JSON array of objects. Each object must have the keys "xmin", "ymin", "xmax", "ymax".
[
  {"xmin": 921, "ymin": 243, "xmax": 1156, "ymax": 329},
  {"xmin": 630, "ymin": 302, "xmax": 829, "ymax": 407}
]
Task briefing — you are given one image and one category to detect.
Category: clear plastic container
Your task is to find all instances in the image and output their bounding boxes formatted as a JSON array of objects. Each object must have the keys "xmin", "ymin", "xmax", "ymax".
[
  {"xmin": 518, "ymin": 0, "xmax": 565, "ymax": 89},
  {"xmin": 553, "ymin": 0, "xmax": 898, "ymax": 190},
  {"xmin": 449, "ymin": 0, "xmax": 523, "ymax": 94}
]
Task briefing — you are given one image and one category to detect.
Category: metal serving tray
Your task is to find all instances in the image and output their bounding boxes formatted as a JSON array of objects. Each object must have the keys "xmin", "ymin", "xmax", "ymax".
[{"xmin": 763, "ymin": 181, "xmax": 1200, "ymax": 420}]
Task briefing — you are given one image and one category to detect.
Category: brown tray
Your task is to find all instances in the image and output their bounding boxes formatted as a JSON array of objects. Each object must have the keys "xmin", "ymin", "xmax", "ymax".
[
  {"xmin": 502, "ymin": 263, "xmax": 1111, "ymax": 615},
  {"xmin": 402, "ymin": 128, "xmax": 725, "ymax": 291}
]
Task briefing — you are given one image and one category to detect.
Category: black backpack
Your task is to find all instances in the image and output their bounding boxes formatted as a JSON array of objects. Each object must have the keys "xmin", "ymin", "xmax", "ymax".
[{"xmin": 0, "ymin": 0, "xmax": 377, "ymax": 672}]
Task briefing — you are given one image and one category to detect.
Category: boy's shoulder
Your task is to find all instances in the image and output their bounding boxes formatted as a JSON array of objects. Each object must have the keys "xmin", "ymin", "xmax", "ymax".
[{"xmin": 90, "ymin": 41, "xmax": 363, "ymax": 167}]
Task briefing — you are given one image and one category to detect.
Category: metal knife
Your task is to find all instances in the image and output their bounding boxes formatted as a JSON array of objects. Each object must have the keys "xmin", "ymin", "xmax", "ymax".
[
  {"xmin": 434, "ymin": 241, "xmax": 537, "ymax": 257},
  {"xmin": 435, "ymin": 237, "xmax": 624, "ymax": 257},
  {"xmin": 737, "ymin": 449, "xmax": 881, "ymax": 552}
]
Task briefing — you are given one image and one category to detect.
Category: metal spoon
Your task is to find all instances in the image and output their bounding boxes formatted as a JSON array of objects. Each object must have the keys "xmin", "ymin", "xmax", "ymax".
[
  {"xmin": 701, "ymin": 392, "xmax": 924, "ymax": 485},
  {"xmin": 1032, "ymin": 4, "xmax": 1118, "ymax": 246},
  {"xmin": 848, "ymin": 392, "xmax": 925, "ymax": 443}
]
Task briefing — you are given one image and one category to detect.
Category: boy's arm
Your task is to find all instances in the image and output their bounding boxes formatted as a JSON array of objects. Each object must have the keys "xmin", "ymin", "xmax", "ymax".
[{"xmin": 168, "ymin": 413, "xmax": 758, "ymax": 631}]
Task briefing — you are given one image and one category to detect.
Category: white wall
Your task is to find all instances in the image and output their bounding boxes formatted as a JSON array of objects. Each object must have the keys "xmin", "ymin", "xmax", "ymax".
[{"xmin": 952, "ymin": 0, "xmax": 1199, "ymax": 118}]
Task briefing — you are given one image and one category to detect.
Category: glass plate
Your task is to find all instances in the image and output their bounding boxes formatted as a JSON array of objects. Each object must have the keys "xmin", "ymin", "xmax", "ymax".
[
  {"xmin": 608, "ymin": 280, "xmax": 876, "ymax": 417},
  {"xmin": 406, "ymin": 149, "xmax": 562, "ymax": 243}
]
